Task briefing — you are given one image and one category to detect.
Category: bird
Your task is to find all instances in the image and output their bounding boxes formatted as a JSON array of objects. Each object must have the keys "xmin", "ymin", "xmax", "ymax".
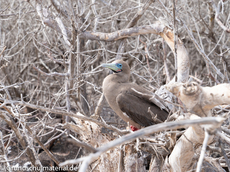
[{"xmin": 102, "ymin": 60, "xmax": 169, "ymax": 131}]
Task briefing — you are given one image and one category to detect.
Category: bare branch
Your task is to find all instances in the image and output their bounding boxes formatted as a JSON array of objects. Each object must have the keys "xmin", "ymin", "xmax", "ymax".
[
  {"xmin": 196, "ymin": 130, "xmax": 210, "ymax": 172},
  {"xmin": 59, "ymin": 116, "xmax": 224, "ymax": 171},
  {"xmin": 211, "ymin": 1, "xmax": 230, "ymax": 33},
  {"xmin": 80, "ymin": 23, "xmax": 165, "ymax": 41},
  {"xmin": 0, "ymin": 100, "xmax": 129, "ymax": 135},
  {"xmin": 33, "ymin": 65, "xmax": 68, "ymax": 77},
  {"xmin": 0, "ymin": 111, "xmax": 37, "ymax": 166},
  {"xmin": 24, "ymin": 123, "xmax": 60, "ymax": 165},
  {"xmin": 181, "ymin": 20, "xmax": 225, "ymax": 80},
  {"xmin": 51, "ymin": 0, "xmax": 70, "ymax": 19}
]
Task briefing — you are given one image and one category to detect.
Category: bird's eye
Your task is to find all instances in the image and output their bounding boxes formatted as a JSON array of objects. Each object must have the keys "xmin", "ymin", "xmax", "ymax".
[{"xmin": 116, "ymin": 63, "xmax": 122, "ymax": 68}]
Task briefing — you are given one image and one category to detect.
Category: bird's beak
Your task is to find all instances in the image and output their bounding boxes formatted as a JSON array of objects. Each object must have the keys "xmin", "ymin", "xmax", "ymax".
[{"xmin": 102, "ymin": 63, "xmax": 122, "ymax": 73}]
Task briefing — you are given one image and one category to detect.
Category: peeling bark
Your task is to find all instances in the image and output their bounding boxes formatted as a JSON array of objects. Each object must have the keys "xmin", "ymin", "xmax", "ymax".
[
  {"xmin": 166, "ymin": 82, "xmax": 230, "ymax": 172},
  {"xmin": 169, "ymin": 115, "xmax": 214, "ymax": 172},
  {"xmin": 166, "ymin": 82, "xmax": 230, "ymax": 117}
]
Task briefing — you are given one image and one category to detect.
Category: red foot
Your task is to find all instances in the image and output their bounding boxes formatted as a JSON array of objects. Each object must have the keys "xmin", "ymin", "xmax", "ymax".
[{"xmin": 130, "ymin": 125, "xmax": 139, "ymax": 131}]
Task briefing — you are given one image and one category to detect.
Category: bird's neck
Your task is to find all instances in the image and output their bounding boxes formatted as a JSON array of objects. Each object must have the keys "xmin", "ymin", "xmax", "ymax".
[{"xmin": 106, "ymin": 73, "xmax": 130, "ymax": 83}]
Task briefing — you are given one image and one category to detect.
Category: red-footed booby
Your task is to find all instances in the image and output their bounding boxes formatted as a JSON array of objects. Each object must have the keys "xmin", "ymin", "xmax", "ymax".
[{"xmin": 102, "ymin": 60, "xmax": 168, "ymax": 131}]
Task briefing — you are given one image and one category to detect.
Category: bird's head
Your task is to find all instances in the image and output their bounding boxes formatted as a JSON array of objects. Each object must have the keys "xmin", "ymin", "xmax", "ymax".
[
  {"xmin": 102, "ymin": 60, "xmax": 130, "ymax": 74},
  {"xmin": 102, "ymin": 62, "xmax": 123, "ymax": 73},
  {"xmin": 102, "ymin": 60, "xmax": 130, "ymax": 81}
]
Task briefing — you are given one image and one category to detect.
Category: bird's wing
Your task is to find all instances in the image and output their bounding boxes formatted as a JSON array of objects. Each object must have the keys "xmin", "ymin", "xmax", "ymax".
[
  {"xmin": 130, "ymin": 87, "xmax": 170, "ymax": 112},
  {"xmin": 116, "ymin": 88, "xmax": 168, "ymax": 127}
]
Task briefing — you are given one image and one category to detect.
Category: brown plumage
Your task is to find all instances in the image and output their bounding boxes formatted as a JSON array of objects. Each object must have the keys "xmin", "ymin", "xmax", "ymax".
[{"xmin": 102, "ymin": 60, "xmax": 168, "ymax": 130}]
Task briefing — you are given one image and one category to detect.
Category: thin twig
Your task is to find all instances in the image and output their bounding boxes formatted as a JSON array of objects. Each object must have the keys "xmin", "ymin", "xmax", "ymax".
[
  {"xmin": 93, "ymin": 94, "xmax": 106, "ymax": 118},
  {"xmin": 216, "ymin": 131, "xmax": 230, "ymax": 146},
  {"xmin": 0, "ymin": 99, "xmax": 129, "ymax": 135},
  {"xmin": 211, "ymin": 1, "xmax": 230, "ymax": 33},
  {"xmin": 24, "ymin": 124, "xmax": 60, "ymax": 165},
  {"xmin": 115, "ymin": 0, "xmax": 155, "ymax": 59},
  {"xmin": 68, "ymin": 134, "xmax": 97, "ymax": 153},
  {"xmin": 181, "ymin": 20, "xmax": 225, "ymax": 80},
  {"xmin": 162, "ymin": 40, "xmax": 171, "ymax": 83},
  {"xmin": 196, "ymin": 129, "xmax": 210, "ymax": 172},
  {"xmin": 220, "ymin": 140, "xmax": 230, "ymax": 171},
  {"xmin": 0, "ymin": 111, "xmax": 37, "ymax": 166},
  {"xmin": 0, "ymin": 131, "xmax": 12, "ymax": 172},
  {"xmin": 118, "ymin": 145, "xmax": 124, "ymax": 172},
  {"xmin": 0, "ymin": 46, "xmax": 6, "ymax": 57},
  {"xmin": 172, "ymin": 0, "xmax": 177, "ymax": 78},
  {"xmin": 33, "ymin": 65, "xmax": 68, "ymax": 77}
]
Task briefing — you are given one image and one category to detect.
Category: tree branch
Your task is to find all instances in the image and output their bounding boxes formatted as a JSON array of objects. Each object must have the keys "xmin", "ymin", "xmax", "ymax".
[{"xmin": 59, "ymin": 116, "xmax": 224, "ymax": 171}]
